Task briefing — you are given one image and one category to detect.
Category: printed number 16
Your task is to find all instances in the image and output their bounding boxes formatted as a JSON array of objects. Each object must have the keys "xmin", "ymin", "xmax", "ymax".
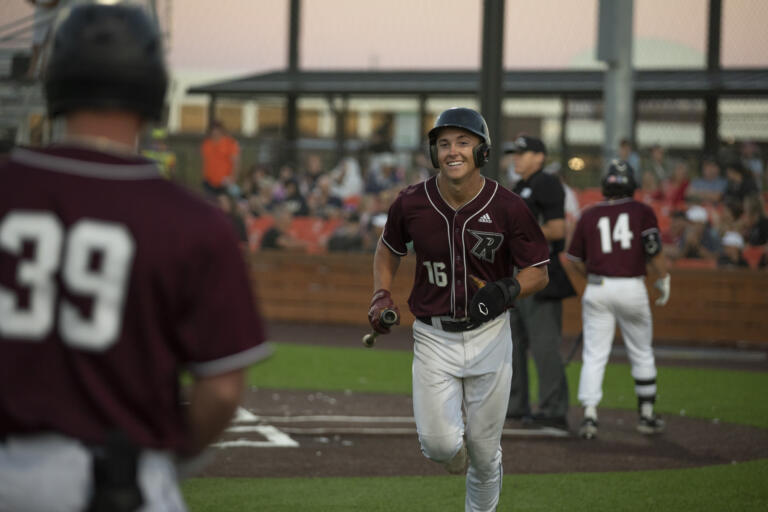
[{"xmin": 423, "ymin": 261, "xmax": 448, "ymax": 287}]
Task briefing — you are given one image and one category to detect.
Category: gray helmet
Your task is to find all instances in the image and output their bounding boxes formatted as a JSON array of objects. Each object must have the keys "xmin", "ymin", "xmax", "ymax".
[
  {"xmin": 602, "ymin": 159, "xmax": 637, "ymax": 198},
  {"xmin": 428, "ymin": 107, "xmax": 491, "ymax": 168},
  {"xmin": 44, "ymin": 3, "xmax": 168, "ymax": 120}
]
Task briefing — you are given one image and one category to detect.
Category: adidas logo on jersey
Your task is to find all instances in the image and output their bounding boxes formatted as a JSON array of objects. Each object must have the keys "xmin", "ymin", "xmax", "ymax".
[{"xmin": 479, "ymin": 213, "xmax": 492, "ymax": 223}]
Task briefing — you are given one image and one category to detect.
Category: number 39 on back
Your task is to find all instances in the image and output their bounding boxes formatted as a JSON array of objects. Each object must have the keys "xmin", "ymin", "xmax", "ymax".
[{"xmin": 0, "ymin": 211, "xmax": 135, "ymax": 351}]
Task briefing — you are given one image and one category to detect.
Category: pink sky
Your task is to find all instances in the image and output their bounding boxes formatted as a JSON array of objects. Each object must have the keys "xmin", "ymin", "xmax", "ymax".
[{"xmin": 5, "ymin": 0, "xmax": 767, "ymax": 72}]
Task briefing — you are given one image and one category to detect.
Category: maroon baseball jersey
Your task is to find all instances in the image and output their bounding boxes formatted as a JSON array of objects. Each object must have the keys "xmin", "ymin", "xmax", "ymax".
[
  {"xmin": 567, "ymin": 197, "xmax": 660, "ymax": 277},
  {"xmin": 0, "ymin": 145, "xmax": 267, "ymax": 450},
  {"xmin": 382, "ymin": 176, "xmax": 549, "ymax": 318}
]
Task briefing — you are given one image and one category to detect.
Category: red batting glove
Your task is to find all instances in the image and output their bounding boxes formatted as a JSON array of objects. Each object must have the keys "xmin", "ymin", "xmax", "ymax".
[{"xmin": 368, "ymin": 289, "xmax": 400, "ymax": 334}]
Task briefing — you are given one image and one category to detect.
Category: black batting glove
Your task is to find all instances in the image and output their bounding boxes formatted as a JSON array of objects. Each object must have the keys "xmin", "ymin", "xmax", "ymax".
[{"xmin": 468, "ymin": 277, "xmax": 521, "ymax": 324}]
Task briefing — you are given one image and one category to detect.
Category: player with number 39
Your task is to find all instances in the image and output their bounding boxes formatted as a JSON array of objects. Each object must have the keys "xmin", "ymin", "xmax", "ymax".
[{"xmin": 0, "ymin": 4, "xmax": 267, "ymax": 511}]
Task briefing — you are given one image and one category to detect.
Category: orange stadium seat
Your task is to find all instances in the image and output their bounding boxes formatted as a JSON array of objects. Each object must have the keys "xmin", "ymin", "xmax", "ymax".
[
  {"xmin": 247, "ymin": 216, "xmax": 275, "ymax": 250},
  {"xmin": 343, "ymin": 195, "xmax": 362, "ymax": 210},
  {"xmin": 287, "ymin": 217, "xmax": 343, "ymax": 254},
  {"xmin": 576, "ymin": 188, "xmax": 604, "ymax": 208},
  {"xmin": 743, "ymin": 245, "xmax": 766, "ymax": 269},
  {"xmin": 247, "ymin": 216, "xmax": 344, "ymax": 253}
]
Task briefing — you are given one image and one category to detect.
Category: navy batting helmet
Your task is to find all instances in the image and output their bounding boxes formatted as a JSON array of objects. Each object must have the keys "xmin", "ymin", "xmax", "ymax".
[
  {"xmin": 44, "ymin": 3, "xmax": 168, "ymax": 120},
  {"xmin": 428, "ymin": 108, "xmax": 492, "ymax": 169},
  {"xmin": 601, "ymin": 159, "xmax": 637, "ymax": 198}
]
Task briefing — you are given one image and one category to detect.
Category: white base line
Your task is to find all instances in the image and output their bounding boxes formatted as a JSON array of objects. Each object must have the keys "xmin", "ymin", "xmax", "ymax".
[
  {"xmin": 225, "ymin": 423, "xmax": 570, "ymax": 438},
  {"xmin": 257, "ymin": 415, "xmax": 416, "ymax": 423}
]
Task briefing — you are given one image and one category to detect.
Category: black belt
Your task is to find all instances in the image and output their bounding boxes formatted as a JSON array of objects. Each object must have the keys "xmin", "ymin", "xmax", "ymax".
[{"xmin": 417, "ymin": 316, "xmax": 481, "ymax": 333}]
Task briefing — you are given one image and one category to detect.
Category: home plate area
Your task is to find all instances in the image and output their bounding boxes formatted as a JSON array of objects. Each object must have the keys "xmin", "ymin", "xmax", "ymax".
[{"xmin": 194, "ymin": 389, "xmax": 768, "ymax": 479}]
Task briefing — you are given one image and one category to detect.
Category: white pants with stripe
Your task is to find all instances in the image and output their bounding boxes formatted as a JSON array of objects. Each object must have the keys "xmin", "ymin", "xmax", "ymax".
[
  {"xmin": 0, "ymin": 434, "xmax": 187, "ymax": 512},
  {"xmin": 413, "ymin": 313, "xmax": 512, "ymax": 512},
  {"xmin": 578, "ymin": 276, "xmax": 658, "ymax": 408}
]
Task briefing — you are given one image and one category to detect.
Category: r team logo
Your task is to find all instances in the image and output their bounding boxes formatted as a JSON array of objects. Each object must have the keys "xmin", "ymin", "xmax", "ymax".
[{"xmin": 468, "ymin": 229, "xmax": 504, "ymax": 263}]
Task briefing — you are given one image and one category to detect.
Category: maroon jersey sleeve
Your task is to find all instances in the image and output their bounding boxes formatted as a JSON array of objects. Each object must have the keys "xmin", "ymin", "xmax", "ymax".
[
  {"xmin": 381, "ymin": 192, "xmax": 409, "ymax": 256},
  {"xmin": 175, "ymin": 211, "xmax": 267, "ymax": 377}
]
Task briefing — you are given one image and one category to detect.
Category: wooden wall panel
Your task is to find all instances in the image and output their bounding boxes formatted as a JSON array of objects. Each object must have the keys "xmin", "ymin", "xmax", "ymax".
[{"xmin": 247, "ymin": 251, "xmax": 768, "ymax": 346}]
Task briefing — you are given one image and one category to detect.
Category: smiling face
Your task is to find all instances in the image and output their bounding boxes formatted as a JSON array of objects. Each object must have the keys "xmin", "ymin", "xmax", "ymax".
[{"xmin": 434, "ymin": 127, "xmax": 481, "ymax": 182}]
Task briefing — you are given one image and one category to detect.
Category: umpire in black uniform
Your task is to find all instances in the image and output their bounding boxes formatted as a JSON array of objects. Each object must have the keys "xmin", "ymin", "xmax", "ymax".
[{"xmin": 507, "ymin": 135, "xmax": 574, "ymax": 429}]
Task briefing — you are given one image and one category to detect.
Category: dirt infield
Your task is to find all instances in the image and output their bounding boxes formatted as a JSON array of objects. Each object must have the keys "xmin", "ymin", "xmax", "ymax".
[
  {"xmin": 201, "ymin": 389, "xmax": 768, "ymax": 478},
  {"xmin": 199, "ymin": 322, "xmax": 768, "ymax": 479}
]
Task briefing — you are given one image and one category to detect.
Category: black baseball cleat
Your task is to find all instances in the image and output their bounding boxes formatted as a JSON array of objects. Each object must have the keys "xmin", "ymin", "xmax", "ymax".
[
  {"xmin": 637, "ymin": 415, "xmax": 665, "ymax": 435},
  {"xmin": 579, "ymin": 417, "xmax": 598, "ymax": 439}
]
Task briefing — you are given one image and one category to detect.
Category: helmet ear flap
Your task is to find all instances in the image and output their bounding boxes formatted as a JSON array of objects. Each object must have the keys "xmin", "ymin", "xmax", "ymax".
[
  {"xmin": 473, "ymin": 143, "xmax": 490, "ymax": 168},
  {"xmin": 429, "ymin": 143, "xmax": 439, "ymax": 168}
]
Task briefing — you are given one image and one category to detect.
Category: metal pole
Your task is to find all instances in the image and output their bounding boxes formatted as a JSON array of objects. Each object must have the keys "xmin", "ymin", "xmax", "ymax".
[
  {"xmin": 704, "ymin": 0, "xmax": 722, "ymax": 155},
  {"xmin": 207, "ymin": 94, "xmax": 217, "ymax": 131},
  {"xmin": 479, "ymin": 0, "xmax": 505, "ymax": 180},
  {"xmin": 560, "ymin": 96, "xmax": 569, "ymax": 173},
  {"xmin": 418, "ymin": 94, "xmax": 427, "ymax": 150},
  {"xmin": 597, "ymin": 0, "xmax": 633, "ymax": 166},
  {"xmin": 284, "ymin": 0, "xmax": 300, "ymax": 166}
]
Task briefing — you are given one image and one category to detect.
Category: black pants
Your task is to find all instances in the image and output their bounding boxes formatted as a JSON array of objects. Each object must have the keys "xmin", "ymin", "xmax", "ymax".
[{"xmin": 508, "ymin": 295, "xmax": 569, "ymax": 419}]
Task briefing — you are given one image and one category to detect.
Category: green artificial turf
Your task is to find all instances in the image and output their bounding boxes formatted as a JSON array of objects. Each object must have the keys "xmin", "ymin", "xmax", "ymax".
[
  {"xmin": 249, "ymin": 343, "xmax": 768, "ymax": 428},
  {"xmin": 182, "ymin": 458, "xmax": 768, "ymax": 511}
]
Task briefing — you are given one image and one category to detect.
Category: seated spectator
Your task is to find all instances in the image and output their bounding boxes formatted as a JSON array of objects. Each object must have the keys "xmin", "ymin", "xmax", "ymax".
[
  {"xmin": 645, "ymin": 144, "xmax": 668, "ymax": 181},
  {"xmin": 274, "ymin": 179, "xmax": 310, "ymax": 216},
  {"xmin": 241, "ymin": 164, "xmax": 275, "ymax": 199},
  {"xmin": 685, "ymin": 155, "xmax": 727, "ymax": 205},
  {"xmin": 365, "ymin": 152, "xmax": 402, "ymax": 194},
  {"xmin": 663, "ymin": 160, "xmax": 690, "ymax": 211},
  {"xmin": 307, "ymin": 175, "xmax": 344, "ymax": 219},
  {"xmin": 716, "ymin": 197, "xmax": 745, "ymax": 237},
  {"xmin": 327, "ymin": 212, "xmax": 365, "ymax": 252},
  {"xmin": 330, "ymin": 156, "xmax": 364, "ymax": 200},
  {"xmin": 743, "ymin": 195, "xmax": 768, "ymax": 247},
  {"xmin": 272, "ymin": 164, "xmax": 297, "ymax": 201},
  {"xmin": 618, "ymin": 138, "xmax": 641, "ymax": 182},
  {"xmin": 717, "ymin": 231, "xmax": 749, "ymax": 268},
  {"xmin": 723, "ymin": 161, "xmax": 759, "ymax": 205},
  {"xmin": 741, "ymin": 141, "xmax": 764, "ymax": 191},
  {"xmin": 662, "ymin": 210, "xmax": 687, "ymax": 258},
  {"xmin": 260, "ymin": 206, "xmax": 308, "ymax": 251},
  {"xmin": 679, "ymin": 205, "xmax": 720, "ymax": 260},
  {"xmin": 407, "ymin": 152, "xmax": 432, "ymax": 185},
  {"xmin": 639, "ymin": 169, "xmax": 665, "ymax": 204},
  {"xmin": 299, "ymin": 153, "xmax": 325, "ymax": 197},
  {"xmin": 216, "ymin": 193, "xmax": 248, "ymax": 245}
]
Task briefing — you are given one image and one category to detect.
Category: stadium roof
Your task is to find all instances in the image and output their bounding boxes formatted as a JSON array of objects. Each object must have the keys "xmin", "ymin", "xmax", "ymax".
[{"xmin": 188, "ymin": 68, "xmax": 768, "ymax": 98}]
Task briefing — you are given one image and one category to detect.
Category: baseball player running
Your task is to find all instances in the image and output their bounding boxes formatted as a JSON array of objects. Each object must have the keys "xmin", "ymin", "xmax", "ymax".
[
  {"xmin": 564, "ymin": 160, "xmax": 670, "ymax": 439},
  {"xmin": 370, "ymin": 108, "xmax": 550, "ymax": 512},
  {"xmin": 0, "ymin": 5, "xmax": 268, "ymax": 511}
]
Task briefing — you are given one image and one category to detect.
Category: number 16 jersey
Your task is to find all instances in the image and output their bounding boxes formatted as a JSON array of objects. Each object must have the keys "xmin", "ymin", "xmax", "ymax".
[{"xmin": 381, "ymin": 176, "xmax": 549, "ymax": 319}]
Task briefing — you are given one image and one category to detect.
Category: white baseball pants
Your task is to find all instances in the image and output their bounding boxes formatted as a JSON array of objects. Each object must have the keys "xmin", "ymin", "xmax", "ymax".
[
  {"xmin": 578, "ymin": 276, "xmax": 658, "ymax": 407},
  {"xmin": 412, "ymin": 313, "xmax": 512, "ymax": 512},
  {"xmin": 0, "ymin": 434, "xmax": 187, "ymax": 512}
]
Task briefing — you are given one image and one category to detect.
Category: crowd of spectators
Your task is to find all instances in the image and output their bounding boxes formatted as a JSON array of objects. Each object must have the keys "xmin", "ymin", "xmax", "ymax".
[
  {"xmin": 624, "ymin": 142, "xmax": 768, "ymax": 270},
  {"xmin": 198, "ymin": 130, "xmax": 767, "ymax": 271}
]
